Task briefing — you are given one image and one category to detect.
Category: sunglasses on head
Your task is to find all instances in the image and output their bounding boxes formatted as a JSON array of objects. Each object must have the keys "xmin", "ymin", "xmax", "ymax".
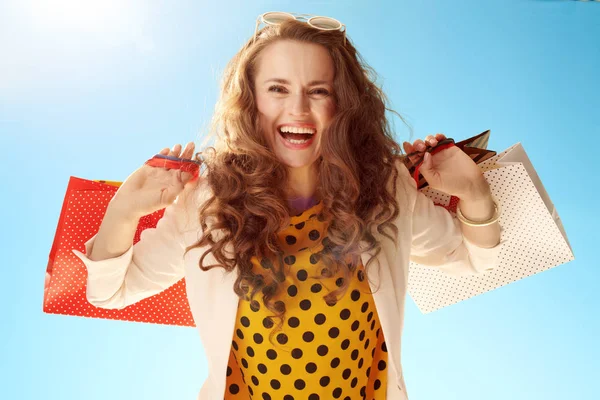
[{"xmin": 253, "ymin": 11, "xmax": 347, "ymax": 45}]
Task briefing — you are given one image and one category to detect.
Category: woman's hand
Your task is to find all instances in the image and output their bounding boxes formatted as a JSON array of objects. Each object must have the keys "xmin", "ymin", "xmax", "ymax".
[
  {"xmin": 402, "ymin": 133, "xmax": 490, "ymax": 201},
  {"xmin": 111, "ymin": 142, "xmax": 200, "ymax": 218}
]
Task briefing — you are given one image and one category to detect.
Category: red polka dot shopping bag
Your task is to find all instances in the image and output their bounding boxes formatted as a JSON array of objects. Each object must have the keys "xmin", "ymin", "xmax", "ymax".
[{"xmin": 43, "ymin": 177, "xmax": 196, "ymax": 326}]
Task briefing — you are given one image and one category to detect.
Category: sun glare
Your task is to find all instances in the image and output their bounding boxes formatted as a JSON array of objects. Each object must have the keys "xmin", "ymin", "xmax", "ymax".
[
  {"xmin": 26, "ymin": 0, "xmax": 124, "ymax": 34},
  {"xmin": 0, "ymin": 0, "xmax": 153, "ymax": 97}
]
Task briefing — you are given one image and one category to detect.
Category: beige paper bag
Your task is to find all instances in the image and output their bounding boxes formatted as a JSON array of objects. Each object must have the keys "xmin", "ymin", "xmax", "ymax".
[{"xmin": 407, "ymin": 142, "xmax": 575, "ymax": 313}]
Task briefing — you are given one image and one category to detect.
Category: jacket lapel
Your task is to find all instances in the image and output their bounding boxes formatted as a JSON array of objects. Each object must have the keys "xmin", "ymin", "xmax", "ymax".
[
  {"xmin": 185, "ymin": 251, "xmax": 240, "ymax": 398},
  {"xmin": 361, "ymin": 238, "xmax": 403, "ymax": 388}
]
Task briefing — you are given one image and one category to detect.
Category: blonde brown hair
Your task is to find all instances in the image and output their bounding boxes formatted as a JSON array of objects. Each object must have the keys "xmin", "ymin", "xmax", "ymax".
[{"xmin": 185, "ymin": 19, "xmax": 409, "ymax": 339}]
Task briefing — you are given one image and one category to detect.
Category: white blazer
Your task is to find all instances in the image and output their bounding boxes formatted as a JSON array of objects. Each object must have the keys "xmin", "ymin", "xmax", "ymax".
[{"xmin": 73, "ymin": 161, "xmax": 503, "ymax": 400}]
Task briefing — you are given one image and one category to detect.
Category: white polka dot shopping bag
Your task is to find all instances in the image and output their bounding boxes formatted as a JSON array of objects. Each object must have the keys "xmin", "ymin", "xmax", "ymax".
[
  {"xmin": 43, "ymin": 178, "xmax": 196, "ymax": 326},
  {"xmin": 408, "ymin": 132, "xmax": 575, "ymax": 314}
]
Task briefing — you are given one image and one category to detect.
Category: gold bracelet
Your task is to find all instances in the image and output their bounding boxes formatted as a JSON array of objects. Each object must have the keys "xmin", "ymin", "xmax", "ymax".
[{"xmin": 456, "ymin": 196, "xmax": 501, "ymax": 227}]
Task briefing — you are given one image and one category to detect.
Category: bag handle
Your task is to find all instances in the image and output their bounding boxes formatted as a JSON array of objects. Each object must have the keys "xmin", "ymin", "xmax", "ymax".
[{"xmin": 144, "ymin": 154, "xmax": 202, "ymax": 181}]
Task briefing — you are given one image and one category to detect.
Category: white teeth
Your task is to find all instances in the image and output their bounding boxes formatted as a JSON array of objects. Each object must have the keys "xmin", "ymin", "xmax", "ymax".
[
  {"xmin": 285, "ymin": 137, "xmax": 310, "ymax": 144},
  {"xmin": 279, "ymin": 126, "xmax": 316, "ymax": 135}
]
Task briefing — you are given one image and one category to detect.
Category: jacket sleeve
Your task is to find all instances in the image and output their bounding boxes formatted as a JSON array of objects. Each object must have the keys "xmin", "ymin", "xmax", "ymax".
[
  {"xmin": 397, "ymin": 161, "xmax": 504, "ymax": 277},
  {"xmin": 71, "ymin": 180, "xmax": 208, "ymax": 310}
]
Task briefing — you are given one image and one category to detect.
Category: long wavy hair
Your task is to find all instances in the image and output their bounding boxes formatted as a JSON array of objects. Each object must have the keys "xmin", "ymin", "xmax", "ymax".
[{"xmin": 184, "ymin": 19, "xmax": 409, "ymax": 340}]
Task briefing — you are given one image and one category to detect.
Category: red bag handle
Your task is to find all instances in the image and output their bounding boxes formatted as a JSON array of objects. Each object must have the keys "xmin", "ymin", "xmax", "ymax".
[{"xmin": 144, "ymin": 154, "xmax": 201, "ymax": 181}]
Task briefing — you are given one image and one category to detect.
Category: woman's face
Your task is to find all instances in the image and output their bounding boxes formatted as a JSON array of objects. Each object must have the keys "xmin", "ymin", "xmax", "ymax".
[{"xmin": 254, "ymin": 40, "xmax": 336, "ymax": 169}]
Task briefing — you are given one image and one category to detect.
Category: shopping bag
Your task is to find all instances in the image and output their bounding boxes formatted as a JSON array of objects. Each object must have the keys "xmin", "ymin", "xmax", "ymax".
[
  {"xmin": 407, "ymin": 137, "xmax": 575, "ymax": 313},
  {"xmin": 43, "ymin": 177, "xmax": 195, "ymax": 326}
]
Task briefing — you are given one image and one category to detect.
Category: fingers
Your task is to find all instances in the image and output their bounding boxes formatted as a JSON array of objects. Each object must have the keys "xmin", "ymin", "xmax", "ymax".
[
  {"xmin": 414, "ymin": 133, "xmax": 446, "ymax": 149},
  {"xmin": 168, "ymin": 144, "xmax": 182, "ymax": 158},
  {"xmin": 161, "ymin": 177, "xmax": 185, "ymax": 206},
  {"xmin": 180, "ymin": 142, "xmax": 195, "ymax": 160},
  {"xmin": 402, "ymin": 141, "xmax": 422, "ymax": 166},
  {"xmin": 413, "ymin": 138, "xmax": 427, "ymax": 151},
  {"xmin": 424, "ymin": 134, "xmax": 446, "ymax": 147},
  {"xmin": 166, "ymin": 142, "xmax": 197, "ymax": 181},
  {"xmin": 163, "ymin": 142, "xmax": 195, "ymax": 159},
  {"xmin": 148, "ymin": 142, "xmax": 199, "ymax": 187},
  {"xmin": 403, "ymin": 133, "xmax": 446, "ymax": 165},
  {"xmin": 153, "ymin": 142, "xmax": 194, "ymax": 164}
]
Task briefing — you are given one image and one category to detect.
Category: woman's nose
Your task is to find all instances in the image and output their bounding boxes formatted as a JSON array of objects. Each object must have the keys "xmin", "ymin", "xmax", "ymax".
[{"xmin": 289, "ymin": 93, "xmax": 310, "ymax": 116}]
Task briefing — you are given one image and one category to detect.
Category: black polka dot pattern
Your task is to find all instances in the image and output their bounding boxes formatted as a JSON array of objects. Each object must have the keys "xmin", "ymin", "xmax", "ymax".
[{"xmin": 224, "ymin": 201, "xmax": 388, "ymax": 399}]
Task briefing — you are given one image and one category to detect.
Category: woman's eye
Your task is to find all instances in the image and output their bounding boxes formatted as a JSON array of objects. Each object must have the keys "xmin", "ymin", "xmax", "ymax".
[
  {"xmin": 268, "ymin": 85, "xmax": 287, "ymax": 93},
  {"xmin": 311, "ymin": 88, "xmax": 330, "ymax": 97}
]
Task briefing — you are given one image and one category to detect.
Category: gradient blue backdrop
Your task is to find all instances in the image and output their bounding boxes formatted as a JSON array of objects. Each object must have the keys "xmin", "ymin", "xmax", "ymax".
[{"xmin": 1, "ymin": 0, "xmax": 598, "ymax": 399}]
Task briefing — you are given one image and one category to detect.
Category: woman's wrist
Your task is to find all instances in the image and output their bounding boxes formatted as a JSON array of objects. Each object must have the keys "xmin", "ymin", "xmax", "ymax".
[
  {"xmin": 457, "ymin": 190, "xmax": 501, "ymax": 248},
  {"xmin": 455, "ymin": 176, "xmax": 496, "ymax": 222},
  {"xmin": 107, "ymin": 197, "xmax": 144, "ymax": 222},
  {"xmin": 457, "ymin": 194, "xmax": 496, "ymax": 222}
]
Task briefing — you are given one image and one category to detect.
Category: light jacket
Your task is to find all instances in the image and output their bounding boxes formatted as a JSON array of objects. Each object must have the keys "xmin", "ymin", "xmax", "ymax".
[{"xmin": 73, "ymin": 161, "xmax": 503, "ymax": 400}]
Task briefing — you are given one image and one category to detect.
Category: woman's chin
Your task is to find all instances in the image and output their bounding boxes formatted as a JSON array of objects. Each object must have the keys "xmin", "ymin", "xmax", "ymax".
[{"xmin": 277, "ymin": 154, "xmax": 319, "ymax": 169}]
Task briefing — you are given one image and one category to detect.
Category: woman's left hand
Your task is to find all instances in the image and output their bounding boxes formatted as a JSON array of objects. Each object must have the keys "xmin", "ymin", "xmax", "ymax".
[{"xmin": 402, "ymin": 133, "xmax": 490, "ymax": 201}]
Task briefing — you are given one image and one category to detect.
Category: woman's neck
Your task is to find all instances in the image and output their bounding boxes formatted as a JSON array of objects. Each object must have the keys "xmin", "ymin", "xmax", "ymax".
[{"xmin": 286, "ymin": 164, "xmax": 319, "ymax": 213}]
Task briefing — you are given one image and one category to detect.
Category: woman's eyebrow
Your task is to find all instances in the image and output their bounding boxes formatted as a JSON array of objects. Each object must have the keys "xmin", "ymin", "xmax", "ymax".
[{"xmin": 264, "ymin": 78, "xmax": 331, "ymax": 86}]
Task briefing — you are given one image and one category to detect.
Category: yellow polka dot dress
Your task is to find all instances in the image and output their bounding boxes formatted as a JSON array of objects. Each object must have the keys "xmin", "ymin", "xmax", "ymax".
[{"xmin": 224, "ymin": 201, "xmax": 389, "ymax": 400}]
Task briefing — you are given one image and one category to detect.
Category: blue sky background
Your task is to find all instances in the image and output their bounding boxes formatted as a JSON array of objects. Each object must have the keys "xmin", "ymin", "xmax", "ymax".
[{"xmin": 1, "ymin": 0, "xmax": 598, "ymax": 399}]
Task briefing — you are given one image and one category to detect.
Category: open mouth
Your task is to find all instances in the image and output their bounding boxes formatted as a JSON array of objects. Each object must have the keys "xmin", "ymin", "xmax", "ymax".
[{"xmin": 277, "ymin": 127, "xmax": 316, "ymax": 145}]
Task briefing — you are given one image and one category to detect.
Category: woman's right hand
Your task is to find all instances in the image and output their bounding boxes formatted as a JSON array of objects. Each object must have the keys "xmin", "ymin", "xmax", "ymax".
[{"xmin": 110, "ymin": 142, "xmax": 200, "ymax": 218}]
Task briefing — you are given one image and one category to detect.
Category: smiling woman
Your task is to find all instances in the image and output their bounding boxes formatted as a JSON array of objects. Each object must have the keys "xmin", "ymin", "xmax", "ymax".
[{"xmin": 71, "ymin": 11, "xmax": 503, "ymax": 400}]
